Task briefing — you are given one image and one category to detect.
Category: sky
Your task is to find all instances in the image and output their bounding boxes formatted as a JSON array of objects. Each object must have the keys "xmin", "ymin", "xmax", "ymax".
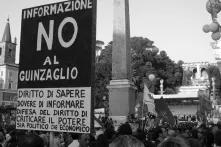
[{"xmin": 0, "ymin": 0, "xmax": 217, "ymax": 63}]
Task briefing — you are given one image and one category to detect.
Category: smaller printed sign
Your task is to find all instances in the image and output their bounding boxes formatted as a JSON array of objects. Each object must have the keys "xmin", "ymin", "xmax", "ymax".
[{"xmin": 16, "ymin": 87, "xmax": 91, "ymax": 133}]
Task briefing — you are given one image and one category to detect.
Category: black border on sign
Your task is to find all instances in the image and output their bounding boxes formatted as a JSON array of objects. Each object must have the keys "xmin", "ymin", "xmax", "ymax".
[{"xmin": 90, "ymin": 0, "xmax": 97, "ymax": 133}]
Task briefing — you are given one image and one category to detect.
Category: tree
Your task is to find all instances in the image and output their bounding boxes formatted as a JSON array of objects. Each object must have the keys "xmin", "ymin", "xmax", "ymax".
[
  {"xmin": 131, "ymin": 37, "xmax": 183, "ymax": 94},
  {"xmin": 207, "ymin": 65, "xmax": 221, "ymax": 86},
  {"xmin": 198, "ymin": 89, "xmax": 211, "ymax": 123},
  {"xmin": 94, "ymin": 37, "xmax": 184, "ymax": 108},
  {"xmin": 94, "ymin": 42, "xmax": 112, "ymax": 108}
]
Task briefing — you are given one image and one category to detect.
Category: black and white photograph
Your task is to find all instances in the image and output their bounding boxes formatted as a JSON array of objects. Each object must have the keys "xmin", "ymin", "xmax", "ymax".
[{"xmin": 0, "ymin": 0, "xmax": 220, "ymax": 147}]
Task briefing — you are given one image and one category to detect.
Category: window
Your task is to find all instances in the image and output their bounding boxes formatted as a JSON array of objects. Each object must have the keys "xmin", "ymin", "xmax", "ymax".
[
  {"xmin": 8, "ymin": 81, "xmax": 12, "ymax": 89},
  {"xmin": 3, "ymin": 95, "xmax": 9, "ymax": 101},
  {"xmin": 8, "ymin": 49, "xmax": 12, "ymax": 57},
  {"xmin": 0, "ymin": 47, "xmax": 2, "ymax": 55},
  {"xmin": 9, "ymin": 72, "xmax": 12, "ymax": 78}
]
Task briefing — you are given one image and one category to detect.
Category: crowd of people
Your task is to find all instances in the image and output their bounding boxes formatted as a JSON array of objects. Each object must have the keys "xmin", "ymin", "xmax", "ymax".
[{"xmin": 0, "ymin": 120, "xmax": 221, "ymax": 147}]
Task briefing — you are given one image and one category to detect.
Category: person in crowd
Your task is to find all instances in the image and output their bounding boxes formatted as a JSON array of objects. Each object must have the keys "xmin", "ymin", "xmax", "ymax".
[
  {"xmin": 117, "ymin": 122, "xmax": 132, "ymax": 136},
  {"xmin": 4, "ymin": 129, "xmax": 17, "ymax": 147},
  {"xmin": 217, "ymin": 121, "xmax": 221, "ymax": 130},
  {"xmin": 167, "ymin": 128, "xmax": 176, "ymax": 137},
  {"xmin": 109, "ymin": 135, "xmax": 145, "ymax": 147},
  {"xmin": 176, "ymin": 127, "xmax": 191, "ymax": 146},
  {"xmin": 95, "ymin": 121, "xmax": 116, "ymax": 147},
  {"xmin": 59, "ymin": 133, "xmax": 65, "ymax": 147},
  {"xmin": 89, "ymin": 133, "xmax": 96, "ymax": 147},
  {"xmin": 214, "ymin": 130, "xmax": 221, "ymax": 147},
  {"xmin": 211, "ymin": 124, "xmax": 219, "ymax": 136},
  {"xmin": 204, "ymin": 128, "xmax": 214, "ymax": 147},
  {"xmin": 157, "ymin": 136, "xmax": 189, "ymax": 147},
  {"xmin": 187, "ymin": 129, "xmax": 200, "ymax": 147},
  {"xmin": 134, "ymin": 128, "xmax": 155, "ymax": 147},
  {"xmin": 153, "ymin": 127, "xmax": 166, "ymax": 145},
  {"xmin": 103, "ymin": 123, "xmax": 116, "ymax": 143},
  {"xmin": 39, "ymin": 131, "xmax": 49, "ymax": 147},
  {"xmin": 78, "ymin": 133, "xmax": 90, "ymax": 147},
  {"xmin": 17, "ymin": 134, "xmax": 44, "ymax": 147},
  {"xmin": 0, "ymin": 131, "xmax": 5, "ymax": 147},
  {"xmin": 197, "ymin": 127, "xmax": 208, "ymax": 147},
  {"xmin": 180, "ymin": 128, "xmax": 190, "ymax": 138},
  {"xmin": 51, "ymin": 132, "xmax": 62, "ymax": 147},
  {"xmin": 66, "ymin": 133, "xmax": 80, "ymax": 147},
  {"xmin": 96, "ymin": 133, "xmax": 109, "ymax": 147},
  {"xmin": 133, "ymin": 128, "xmax": 146, "ymax": 141},
  {"xmin": 66, "ymin": 133, "xmax": 90, "ymax": 147}
]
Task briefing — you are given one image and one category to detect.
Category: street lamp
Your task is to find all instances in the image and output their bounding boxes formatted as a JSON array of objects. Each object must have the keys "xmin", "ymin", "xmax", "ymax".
[
  {"xmin": 206, "ymin": 0, "xmax": 221, "ymax": 20},
  {"xmin": 102, "ymin": 96, "xmax": 109, "ymax": 117},
  {"xmin": 203, "ymin": 0, "xmax": 221, "ymax": 41}
]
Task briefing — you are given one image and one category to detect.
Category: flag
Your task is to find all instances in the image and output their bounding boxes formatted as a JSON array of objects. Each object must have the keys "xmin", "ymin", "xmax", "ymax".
[
  {"xmin": 143, "ymin": 81, "xmax": 153, "ymax": 103},
  {"xmin": 143, "ymin": 80, "xmax": 156, "ymax": 115},
  {"xmin": 143, "ymin": 79, "xmax": 154, "ymax": 103},
  {"xmin": 155, "ymin": 98, "xmax": 175, "ymax": 126}
]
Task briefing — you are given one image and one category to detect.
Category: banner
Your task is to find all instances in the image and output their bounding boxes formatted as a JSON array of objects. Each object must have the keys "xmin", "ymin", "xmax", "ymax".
[
  {"xmin": 155, "ymin": 98, "xmax": 175, "ymax": 126},
  {"xmin": 143, "ymin": 80, "xmax": 156, "ymax": 115}
]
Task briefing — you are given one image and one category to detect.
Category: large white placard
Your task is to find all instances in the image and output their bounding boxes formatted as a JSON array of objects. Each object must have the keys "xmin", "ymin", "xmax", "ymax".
[{"xmin": 16, "ymin": 87, "xmax": 91, "ymax": 133}]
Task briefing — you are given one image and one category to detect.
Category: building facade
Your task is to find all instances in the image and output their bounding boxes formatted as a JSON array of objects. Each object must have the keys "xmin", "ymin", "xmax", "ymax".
[
  {"xmin": 154, "ymin": 62, "xmax": 213, "ymax": 121},
  {"xmin": 0, "ymin": 19, "xmax": 18, "ymax": 118}
]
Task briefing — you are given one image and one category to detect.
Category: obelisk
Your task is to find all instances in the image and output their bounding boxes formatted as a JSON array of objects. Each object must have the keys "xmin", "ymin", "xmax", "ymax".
[{"xmin": 108, "ymin": 0, "xmax": 136, "ymax": 127}]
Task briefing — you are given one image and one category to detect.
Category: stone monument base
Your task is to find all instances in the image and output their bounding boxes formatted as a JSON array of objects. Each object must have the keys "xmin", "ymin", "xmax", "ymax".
[{"xmin": 107, "ymin": 79, "xmax": 136, "ymax": 129}]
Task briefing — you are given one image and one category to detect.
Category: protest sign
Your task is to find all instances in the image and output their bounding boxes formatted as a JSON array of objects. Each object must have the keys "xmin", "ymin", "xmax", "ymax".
[{"xmin": 16, "ymin": 0, "xmax": 96, "ymax": 133}]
